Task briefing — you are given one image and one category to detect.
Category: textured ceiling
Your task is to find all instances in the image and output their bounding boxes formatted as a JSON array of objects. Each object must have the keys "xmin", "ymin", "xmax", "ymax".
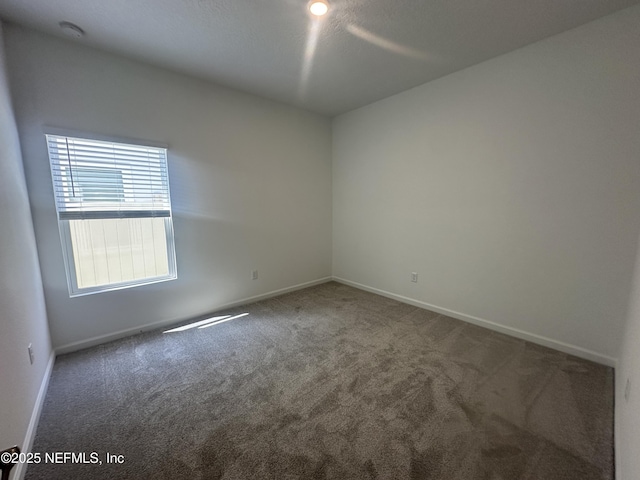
[{"xmin": 0, "ymin": 0, "xmax": 638, "ymax": 116}]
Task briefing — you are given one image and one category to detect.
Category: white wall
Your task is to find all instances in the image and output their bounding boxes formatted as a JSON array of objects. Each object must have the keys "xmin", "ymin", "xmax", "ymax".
[
  {"xmin": 332, "ymin": 5, "xmax": 640, "ymax": 363},
  {"xmin": 0, "ymin": 20, "xmax": 52, "ymax": 473},
  {"xmin": 4, "ymin": 25, "xmax": 332, "ymax": 350},
  {"xmin": 617, "ymin": 239, "xmax": 640, "ymax": 480}
]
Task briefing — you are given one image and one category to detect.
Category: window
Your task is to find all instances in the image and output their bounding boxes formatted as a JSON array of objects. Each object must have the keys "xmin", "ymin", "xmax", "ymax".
[{"xmin": 46, "ymin": 133, "xmax": 177, "ymax": 296}]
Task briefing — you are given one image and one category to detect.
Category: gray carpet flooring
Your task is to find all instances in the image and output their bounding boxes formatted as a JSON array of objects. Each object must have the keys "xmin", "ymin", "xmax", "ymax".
[{"xmin": 26, "ymin": 281, "xmax": 613, "ymax": 479}]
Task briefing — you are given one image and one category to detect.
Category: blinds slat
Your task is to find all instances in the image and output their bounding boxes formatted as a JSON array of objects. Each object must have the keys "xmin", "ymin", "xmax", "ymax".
[
  {"xmin": 59, "ymin": 210, "xmax": 171, "ymax": 220},
  {"xmin": 48, "ymin": 141, "xmax": 164, "ymax": 152},
  {"xmin": 47, "ymin": 156, "xmax": 166, "ymax": 168}
]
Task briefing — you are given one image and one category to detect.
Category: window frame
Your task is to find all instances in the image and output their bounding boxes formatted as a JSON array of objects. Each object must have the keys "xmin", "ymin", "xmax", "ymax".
[{"xmin": 45, "ymin": 128, "xmax": 178, "ymax": 297}]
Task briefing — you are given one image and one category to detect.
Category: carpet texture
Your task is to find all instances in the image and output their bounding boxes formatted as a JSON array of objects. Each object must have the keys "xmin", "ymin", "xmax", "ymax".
[{"xmin": 26, "ymin": 282, "xmax": 614, "ymax": 479}]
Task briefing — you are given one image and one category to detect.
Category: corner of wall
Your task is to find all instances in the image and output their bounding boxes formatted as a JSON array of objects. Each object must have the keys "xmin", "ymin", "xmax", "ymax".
[{"xmin": 0, "ymin": 19, "xmax": 54, "ymax": 473}]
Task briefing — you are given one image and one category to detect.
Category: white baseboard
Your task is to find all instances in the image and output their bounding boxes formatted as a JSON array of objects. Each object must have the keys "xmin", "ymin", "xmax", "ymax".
[
  {"xmin": 615, "ymin": 367, "xmax": 622, "ymax": 480},
  {"xmin": 55, "ymin": 276, "xmax": 333, "ymax": 355},
  {"xmin": 332, "ymin": 276, "xmax": 617, "ymax": 367},
  {"xmin": 54, "ymin": 273, "xmax": 616, "ymax": 365},
  {"xmin": 13, "ymin": 351, "xmax": 55, "ymax": 480}
]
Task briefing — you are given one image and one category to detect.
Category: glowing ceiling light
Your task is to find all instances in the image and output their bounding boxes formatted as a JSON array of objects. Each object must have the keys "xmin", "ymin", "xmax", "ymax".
[{"xmin": 309, "ymin": 0, "xmax": 329, "ymax": 16}]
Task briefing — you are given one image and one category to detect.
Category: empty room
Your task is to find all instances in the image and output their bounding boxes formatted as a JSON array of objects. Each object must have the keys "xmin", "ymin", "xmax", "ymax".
[{"xmin": 1, "ymin": 0, "xmax": 639, "ymax": 479}]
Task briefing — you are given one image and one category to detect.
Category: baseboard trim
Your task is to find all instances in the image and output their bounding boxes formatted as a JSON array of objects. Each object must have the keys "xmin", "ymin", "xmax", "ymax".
[
  {"xmin": 614, "ymin": 368, "xmax": 621, "ymax": 480},
  {"xmin": 55, "ymin": 276, "xmax": 333, "ymax": 355},
  {"xmin": 14, "ymin": 351, "xmax": 55, "ymax": 480},
  {"xmin": 332, "ymin": 276, "xmax": 617, "ymax": 367},
  {"xmin": 54, "ymin": 274, "xmax": 616, "ymax": 366}
]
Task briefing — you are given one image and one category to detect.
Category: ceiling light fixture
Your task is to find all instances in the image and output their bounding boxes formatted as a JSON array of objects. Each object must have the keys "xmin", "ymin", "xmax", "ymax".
[
  {"xmin": 309, "ymin": 0, "xmax": 329, "ymax": 16},
  {"xmin": 59, "ymin": 21, "xmax": 85, "ymax": 39}
]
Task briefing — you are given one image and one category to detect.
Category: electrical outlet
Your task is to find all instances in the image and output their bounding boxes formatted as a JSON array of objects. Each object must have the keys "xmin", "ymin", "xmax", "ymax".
[
  {"xmin": 625, "ymin": 379, "xmax": 631, "ymax": 402},
  {"xmin": 252, "ymin": 270, "xmax": 258, "ymax": 280},
  {"xmin": 411, "ymin": 272, "xmax": 418, "ymax": 283},
  {"xmin": 28, "ymin": 344, "xmax": 34, "ymax": 365}
]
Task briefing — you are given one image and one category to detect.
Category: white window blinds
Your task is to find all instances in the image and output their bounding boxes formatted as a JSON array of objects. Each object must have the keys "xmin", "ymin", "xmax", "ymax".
[{"xmin": 46, "ymin": 135, "xmax": 171, "ymax": 220}]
